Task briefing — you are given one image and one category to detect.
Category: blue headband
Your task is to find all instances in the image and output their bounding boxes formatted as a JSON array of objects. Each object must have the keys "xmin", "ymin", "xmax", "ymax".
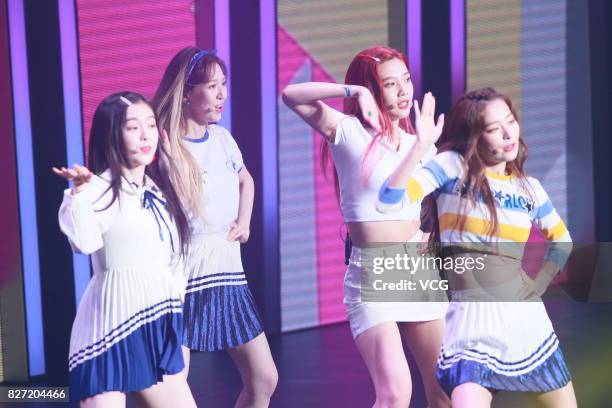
[{"xmin": 185, "ymin": 48, "xmax": 217, "ymax": 85}]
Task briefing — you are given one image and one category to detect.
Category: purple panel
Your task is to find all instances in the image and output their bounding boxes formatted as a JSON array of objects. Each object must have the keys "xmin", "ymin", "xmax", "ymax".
[
  {"xmin": 450, "ymin": 0, "xmax": 465, "ymax": 104},
  {"xmin": 407, "ymin": 0, "xmax": 422, "ymax": 98}
]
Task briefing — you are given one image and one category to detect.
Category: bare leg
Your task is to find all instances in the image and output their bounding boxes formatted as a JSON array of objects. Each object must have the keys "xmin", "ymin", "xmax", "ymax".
[
  {"xmin": 451, "ymin": 382, "xmax": 493, "ymax": 408},
  {"xmin": 227, "ymin": 332, "xmax": 278, "ymax": 408},
  {"xmin": 529, "ymin": 382, "xmax": 577, "ymax": 408},
  {"xmin": 354, "ymin": 322, "xmax": 412, "ymax": 408},
  {"xmin": 181, "ymin": 345, "xmax": 191, "ymax": 379},
  {"xmin": 80, "ymin": 391, "xmax": 126, "ymax": 408},
  {"xmin": 134, "ymin": 372, "xmax": 197, "ymax": 408},
  {"xmin": 399, "ymin": 319, "xmax": 450, "ymax": 408}
]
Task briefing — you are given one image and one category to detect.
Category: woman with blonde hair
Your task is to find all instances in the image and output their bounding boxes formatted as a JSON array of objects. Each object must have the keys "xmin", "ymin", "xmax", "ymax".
[{"xmin": 153, "ymin": 47, "xmax": 278, "ymax": 407}]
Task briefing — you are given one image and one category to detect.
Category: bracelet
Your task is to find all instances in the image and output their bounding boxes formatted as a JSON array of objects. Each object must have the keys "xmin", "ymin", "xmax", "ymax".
[{"xmin": 343, "ymin": 85, "xmax": 352, "ymax": 98}]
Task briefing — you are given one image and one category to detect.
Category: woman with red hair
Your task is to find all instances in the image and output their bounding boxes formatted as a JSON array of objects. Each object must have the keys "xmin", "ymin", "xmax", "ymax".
[{"xmin": 283, "ymin": 46, "xmax": 449, "ymax": 408}]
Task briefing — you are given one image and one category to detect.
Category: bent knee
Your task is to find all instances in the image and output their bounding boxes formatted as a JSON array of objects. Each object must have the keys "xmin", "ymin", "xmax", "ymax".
[
  {"xmin": 247, "ymin": 367, "xmax": 278, "ymax": 396},
  {"xmin": 262, "ymin": 367, "xmax": 279, "ymax": 395},
  {"xmin": 377, "ymin": 381, "xmax": 412, "ymax": 407}
]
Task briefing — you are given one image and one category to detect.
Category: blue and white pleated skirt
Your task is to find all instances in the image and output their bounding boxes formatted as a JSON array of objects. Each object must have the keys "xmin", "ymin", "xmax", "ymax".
[
  {"xmin": 183, "ymin": 232, "xmax": 263, "ymax": 351},
  {"xmin": 436, "ymin": 300, "xmax": 571, "ymax": 396},
  {"xmin": 68, "ymin": 266, "xmax": 185, "ymax": 402}
]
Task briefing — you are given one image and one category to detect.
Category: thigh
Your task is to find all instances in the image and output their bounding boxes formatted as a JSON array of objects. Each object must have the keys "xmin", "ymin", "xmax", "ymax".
[
  {"xmin": 398, "ymin": 319, "xmax": 445, "ymax": 372},
  {"xmin": 227, "ymin": 332, "xmax": 277, "ymax": 379},
  {"xmin": 354, "ymin": 321, "xmax": 411, "ymax": 386},
  {"xmin": 529, "ymin": 382, "xmax": 577, "ymax": 408},
  {"xmin": 80, "ymin": 391, "xmax": 125, "ymax": 408},
  {"xmin": 451, "ymin": 382, "xmax": 492, "ymax": 408},
  {"xmin": 181, "ymin": 345, "xmax": 191, "ymax": 379},
  {"xmin": 134, "ymin": 372, "xmax": 196, "ymax": 408},
  {"xmin": 399, "ymin": 319, "xmax": 449, "ymax": 408}
]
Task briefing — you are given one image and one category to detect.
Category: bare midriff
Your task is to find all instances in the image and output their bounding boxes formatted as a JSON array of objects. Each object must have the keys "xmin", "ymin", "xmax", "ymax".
[{"xmin": 346, "ymin": 219, "xmax": 422, "ymax": 247}]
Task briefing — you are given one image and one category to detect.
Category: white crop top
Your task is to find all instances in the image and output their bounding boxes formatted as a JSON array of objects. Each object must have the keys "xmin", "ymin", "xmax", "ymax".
[{"xmin": 330, "ymin": 114, "xmax": 436, "ymax": 222}]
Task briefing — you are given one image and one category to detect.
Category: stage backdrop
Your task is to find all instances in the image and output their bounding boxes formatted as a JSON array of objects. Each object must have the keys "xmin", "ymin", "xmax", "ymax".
[
  {"xmin": 467, "ymin": 0, "xmax": 572, "ymax": 228},
  {"xmin": 277, "ymin": 0, "xmax": 394, "ymax": 332},
  {"xmin": 76, "ymin": 0, "xmax": 196, "ymax": 153}
]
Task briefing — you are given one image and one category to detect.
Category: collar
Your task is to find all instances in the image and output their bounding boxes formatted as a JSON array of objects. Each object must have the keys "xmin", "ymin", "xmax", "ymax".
[
  {"xmin": 98, "ymin": 168, "xmax": 164, "ymax": 198},
  {"xmin": 485, "ymin": 169, "xmax": 513, "ymax": 181},
  {"xmin": 184, "ymin": 124, "xmax": 214, "ymax": 143}
]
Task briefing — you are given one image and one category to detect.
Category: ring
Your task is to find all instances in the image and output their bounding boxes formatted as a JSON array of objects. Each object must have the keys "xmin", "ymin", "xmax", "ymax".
[{"xmin": 367, "ymin": 110, "xmax": 372, "ymax": 117}]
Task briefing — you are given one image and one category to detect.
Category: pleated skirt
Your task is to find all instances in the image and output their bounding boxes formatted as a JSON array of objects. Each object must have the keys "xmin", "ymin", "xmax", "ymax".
[
  {"xmin": 183, "ymin": 232, "xmax": 263, "ymax": 351},
  {"xmin": 68, "ymin": 267, "xmax": 185, "ymax": 401},
  {"xmin": 436, "ymin": 301, "xmax": 571, "ymax": 396}
]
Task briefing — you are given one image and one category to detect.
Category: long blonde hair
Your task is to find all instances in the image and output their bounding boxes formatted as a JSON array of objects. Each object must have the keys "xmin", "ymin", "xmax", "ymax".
[{"xmin": 153, "ymin": 47, "xmax": 227, "ymax": 220}]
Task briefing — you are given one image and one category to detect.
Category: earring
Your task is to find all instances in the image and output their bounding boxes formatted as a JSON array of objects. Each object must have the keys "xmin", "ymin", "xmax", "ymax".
[{"xmin": 183, "ymin": 99, "xmax": 191, "ymax": 106}]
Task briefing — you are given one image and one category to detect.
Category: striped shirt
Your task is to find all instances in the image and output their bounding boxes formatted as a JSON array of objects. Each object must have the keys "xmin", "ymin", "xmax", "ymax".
[{"xmin": 379, "ymin": 150, "xmax": 571, "ymax": 266}]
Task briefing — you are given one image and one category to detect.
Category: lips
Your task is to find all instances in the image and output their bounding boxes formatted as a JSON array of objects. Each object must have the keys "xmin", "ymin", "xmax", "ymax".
[
  {"xmin": 215, "ymin": 105, "xmax": 223, "ymax": 113},
  {"xmin": 140, "ymin": 146, "xmax": 152, "ymax": 154},
  {"xmin": 502, "ymin": 143, "xmax": 516, "ymax": 153},
  {"xmin": 397, "ymin": 100, "xmax": 411, "ymax": 110}
]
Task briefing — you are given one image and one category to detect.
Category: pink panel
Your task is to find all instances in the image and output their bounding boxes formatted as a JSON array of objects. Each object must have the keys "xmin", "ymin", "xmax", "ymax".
[
  {"xmin": 76, "ymin": 0, "xmax": 195, "ymax": 152},
  {"xmin": 311, "ymin": 59, "xmax": 346, "ymax": 326},
  {"xmin": 311, "ymin": 124, "xmax": 346, "ymax": 325},
  {"xmin": 277, "ymin": 26, "xmax": 347, "ymax": 326},
  {"xmin": 277, "ymin": 27, "xmax": 307, "ymax": 93}
]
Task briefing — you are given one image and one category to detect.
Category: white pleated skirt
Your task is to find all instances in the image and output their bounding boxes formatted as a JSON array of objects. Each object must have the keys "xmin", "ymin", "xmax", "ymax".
[
  {"xmin": 68, "ymin": 265, "xmax": 185, "ymax": 401},
  {"xmin": 436, "ymin": 299, "xmax": 571, "ymax": 395}
]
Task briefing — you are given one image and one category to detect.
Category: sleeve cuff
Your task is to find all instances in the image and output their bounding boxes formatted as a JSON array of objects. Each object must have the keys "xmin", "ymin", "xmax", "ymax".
[{"xmin": 378, "ymin": 178, "xmax": 406, "ymax": 204}]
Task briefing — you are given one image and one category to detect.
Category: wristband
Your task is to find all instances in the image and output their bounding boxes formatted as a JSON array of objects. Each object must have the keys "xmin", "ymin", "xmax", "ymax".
[{"xmin": 343, "ymin": 85, "xmax": 352, "ymax": 98}]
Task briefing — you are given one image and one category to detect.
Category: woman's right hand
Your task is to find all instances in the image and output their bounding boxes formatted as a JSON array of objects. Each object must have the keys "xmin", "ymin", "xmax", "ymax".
[
  {"xmin": 52, "ymin": 164, "xmax": 93, "ymax": 194},
  {"xmin": 354, "ymin": 86, "xmax": 381, "ymax": 132},
  {"xmin": 413, "ymin": 92, "xmax": 444, "ymax": 147}
]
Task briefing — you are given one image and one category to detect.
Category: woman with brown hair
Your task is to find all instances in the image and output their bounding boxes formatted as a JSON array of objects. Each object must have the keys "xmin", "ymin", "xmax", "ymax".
[{"xmin": 379, "ymin": 87, "xmax": 577, "ymax": 407}]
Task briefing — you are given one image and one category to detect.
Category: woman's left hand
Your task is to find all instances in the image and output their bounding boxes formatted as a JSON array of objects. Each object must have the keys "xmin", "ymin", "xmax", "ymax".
[
  {"xmin": 227, "ymin": 220, "xmax": 250, "ymax": 243},
  {"xmin": 517, "ymin": 268, "xmax": 549, "ymax": 300}
]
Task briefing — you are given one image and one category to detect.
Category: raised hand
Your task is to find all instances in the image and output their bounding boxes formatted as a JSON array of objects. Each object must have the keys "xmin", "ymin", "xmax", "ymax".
[
  {"xmin": 52, "ymin": 164, "xmax": 93, "ymax": 194},
  {"xmin": 414, "ymin": 92, "xmax": 444, "ymax": 146},
  {"xmin": 355, "ymin": 86, "xmax": 381, "ymax": 132}
]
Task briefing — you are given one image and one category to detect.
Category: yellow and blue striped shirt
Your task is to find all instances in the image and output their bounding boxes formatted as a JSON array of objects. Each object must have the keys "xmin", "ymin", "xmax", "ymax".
[{"xmin": 379, "ymin": 151, "xmax": 571, "ymax": 266}]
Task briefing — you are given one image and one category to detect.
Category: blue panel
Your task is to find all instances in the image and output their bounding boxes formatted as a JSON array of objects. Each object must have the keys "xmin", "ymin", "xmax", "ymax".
[
  {"xmin": 58, "ymin": 0, "xmax": 91, "ymax": 308},
  {"xmin": 7, "ymin": 0, "xmax": 45, "ymax": 376}
]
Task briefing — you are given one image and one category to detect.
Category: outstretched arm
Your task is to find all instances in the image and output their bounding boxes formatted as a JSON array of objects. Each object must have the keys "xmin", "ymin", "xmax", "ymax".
[
  {"xmin": 53, "ymin": 164, "xmax": 113, "ymax": 254},
  {"xmin": 282, "ymin": 82, "xmax": 380, "ymax": 142}
]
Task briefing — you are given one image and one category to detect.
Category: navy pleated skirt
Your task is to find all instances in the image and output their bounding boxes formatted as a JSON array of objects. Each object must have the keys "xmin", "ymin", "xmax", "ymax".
[{"xmin": 182, "ymin": 232, "xmax": 263, "ymax": 351}]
